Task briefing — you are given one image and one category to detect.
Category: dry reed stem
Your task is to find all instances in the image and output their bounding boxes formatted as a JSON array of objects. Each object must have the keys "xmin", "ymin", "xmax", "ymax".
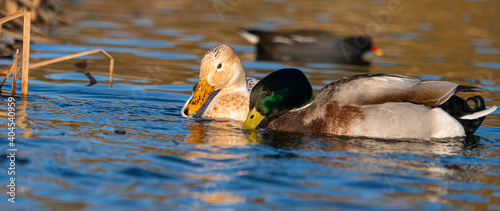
[
  {"xmin": 0, "ymin": 51, "xmax": 17, "ymax": 90},
  {"xmin": 0, "ymin": 10, "xmax": 25, "ymax": 24},
  {"xmin": 0, "ymin": 50, "xmax": 19, "ymax": 97},
  {"xmin": 0, "ymin": 9, "xmax": 30, "ymax": 96},
  {"xmin": 11, "ymin": 50, "xmax": 18, "ymax": 96},
  {"xmin": 28, "ymin": 49, "xmax": 115, "ymax": 88},
  {"xmin": 21, "ymin": 9, "xmax": 30, "ymax": 96}
]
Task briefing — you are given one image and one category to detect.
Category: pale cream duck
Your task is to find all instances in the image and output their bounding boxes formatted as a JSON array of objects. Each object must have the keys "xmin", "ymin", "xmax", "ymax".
[{"xmin": 182, "ymin": 44, "xmax": 251, "ymax": 122}]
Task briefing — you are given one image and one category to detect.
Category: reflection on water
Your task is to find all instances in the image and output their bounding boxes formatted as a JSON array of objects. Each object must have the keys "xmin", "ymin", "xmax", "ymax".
[
  {"xmin": 259, "ymin": 132, "xmax": 482, "ymax": 156},
  {"xmin": 181, "ymin": 121, "xmax": 251, "ymax": 206},
  {"xmin": 1, "ymin": 0, "xmax": 500, "ymax": 210},
  {"xmin": 175, "ymin": 119, "xmax": 497, "ymax": 207},
  {"xmin": 184, "ymin": 121, "xmax": 248, "ymax": 145},
  {"xmin": 15, "ymin": 98, "xmax": 32, "ymax": 138}
]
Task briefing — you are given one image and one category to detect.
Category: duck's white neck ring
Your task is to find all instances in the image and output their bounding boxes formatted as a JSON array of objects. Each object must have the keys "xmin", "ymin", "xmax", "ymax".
[{"xmin": 289, "ymin": 98, "xmax": 315, "ymax": 113}]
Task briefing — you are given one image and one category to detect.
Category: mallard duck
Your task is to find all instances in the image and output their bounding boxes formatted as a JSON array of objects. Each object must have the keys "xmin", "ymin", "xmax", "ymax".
[
  {"xmin": 238, "ymin": 29, "xmax": 383, "ymax": 65},
  {"xmin": 182, "ymin": 44, "xmax": 251, "ymax": 122},
  {"xmin": 244, "ymin": 68, "xmax": 497, "ymax": 139}
]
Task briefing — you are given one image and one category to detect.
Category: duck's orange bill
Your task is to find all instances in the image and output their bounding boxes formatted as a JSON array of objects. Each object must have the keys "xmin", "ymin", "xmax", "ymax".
[
  {"xmin": 183, "ymin": 79, "xmax": 215, "ymax": 116},
  {"xmin": 371, "ymin": 44, "xmax": 383, "ymax": 56}
]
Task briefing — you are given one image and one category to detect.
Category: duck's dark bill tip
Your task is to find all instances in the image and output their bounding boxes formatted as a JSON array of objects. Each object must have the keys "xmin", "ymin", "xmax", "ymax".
[{"xmin": 183, "ymin": 108, "xmax": 189, "ymax": 116}]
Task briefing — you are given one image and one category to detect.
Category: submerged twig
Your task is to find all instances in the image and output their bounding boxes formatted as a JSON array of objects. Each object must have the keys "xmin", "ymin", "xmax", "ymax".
[{"xmin": 74, "ymin": 60, "xmax": 97, "ymax": 86}]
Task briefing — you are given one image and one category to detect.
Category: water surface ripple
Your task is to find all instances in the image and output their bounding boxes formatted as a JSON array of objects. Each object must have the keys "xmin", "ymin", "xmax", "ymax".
[{"xmin": 1, "ymin": 0, "xmax": 499, "ymax": 210}]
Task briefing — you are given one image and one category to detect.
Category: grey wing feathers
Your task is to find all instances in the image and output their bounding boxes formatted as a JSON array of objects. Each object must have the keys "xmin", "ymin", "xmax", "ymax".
[
  {"xmin": 246, "ymin": 77, "xmax": 259, "ymax": 92},
  {"xmin": 318, "ymin": 74, "xmax": 481, "ymax": 107}
]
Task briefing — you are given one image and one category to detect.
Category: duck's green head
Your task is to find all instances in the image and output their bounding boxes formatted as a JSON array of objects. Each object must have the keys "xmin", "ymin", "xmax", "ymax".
[{"xmin": 244, "ymin": 68, "xmax": 313, "ymax": 129}]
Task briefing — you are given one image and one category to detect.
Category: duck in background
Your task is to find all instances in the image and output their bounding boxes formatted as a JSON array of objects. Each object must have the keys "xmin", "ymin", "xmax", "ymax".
[
  {"xmin": 182, "ymin": 44, "xmax": 253, "ymax": 122},
  {"xmin": 238, "ymin": 29, "xmax": 383, "ymax": 66},
  {"xmin": 243, "ymin": 68, "xmax": 497, "ymax": 139}
]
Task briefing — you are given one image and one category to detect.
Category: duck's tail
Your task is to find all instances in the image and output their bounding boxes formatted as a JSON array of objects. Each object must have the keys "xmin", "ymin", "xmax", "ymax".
[
  {"xmin": 237, "ymin": 28, "xmax": 260, "ymax": 45},
  {"xmin": 440, "ymin": 95, "xmax": 497, "ymax": 135}
]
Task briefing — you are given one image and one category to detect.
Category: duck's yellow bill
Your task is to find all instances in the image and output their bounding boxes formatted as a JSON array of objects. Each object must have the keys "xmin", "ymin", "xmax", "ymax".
[
  {"xmin": 243, "ymin": 107, "xmax": 265, "ymax": 130},
  {"xmin": 183, "ymin": 79, "xmax": 215, "ymax": 116}
]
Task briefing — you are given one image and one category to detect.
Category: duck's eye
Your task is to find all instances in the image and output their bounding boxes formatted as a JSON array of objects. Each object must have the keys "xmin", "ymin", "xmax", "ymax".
[
  {"xmin": 217, "ymin": 63, "xmax": 222, "ymax": 69},
  {"xmin": 264, "ymin": 91, "xmax": 271, "ymax": 98}
]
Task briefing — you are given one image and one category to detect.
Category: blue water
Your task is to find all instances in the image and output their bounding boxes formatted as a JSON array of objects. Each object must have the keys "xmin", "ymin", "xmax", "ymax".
[{"xmin": 1, "ymin": 0, "xmax": 500, "ymax": 210}]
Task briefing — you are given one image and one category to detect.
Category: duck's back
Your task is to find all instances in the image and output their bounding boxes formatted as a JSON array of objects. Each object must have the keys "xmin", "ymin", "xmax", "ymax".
[{"xmin": 257, "ymin": 30, "xmax": 340, "ymax": 62}]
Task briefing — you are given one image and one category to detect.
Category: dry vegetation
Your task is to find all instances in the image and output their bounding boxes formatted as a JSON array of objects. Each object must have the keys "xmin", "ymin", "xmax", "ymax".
[
  {"xmin": 0, "ymin": 2, "xmax": 115, "ymax": 100},
  {"xmin": 1, "ymin": 0, "xmax": 71, "ymax": 55}
]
